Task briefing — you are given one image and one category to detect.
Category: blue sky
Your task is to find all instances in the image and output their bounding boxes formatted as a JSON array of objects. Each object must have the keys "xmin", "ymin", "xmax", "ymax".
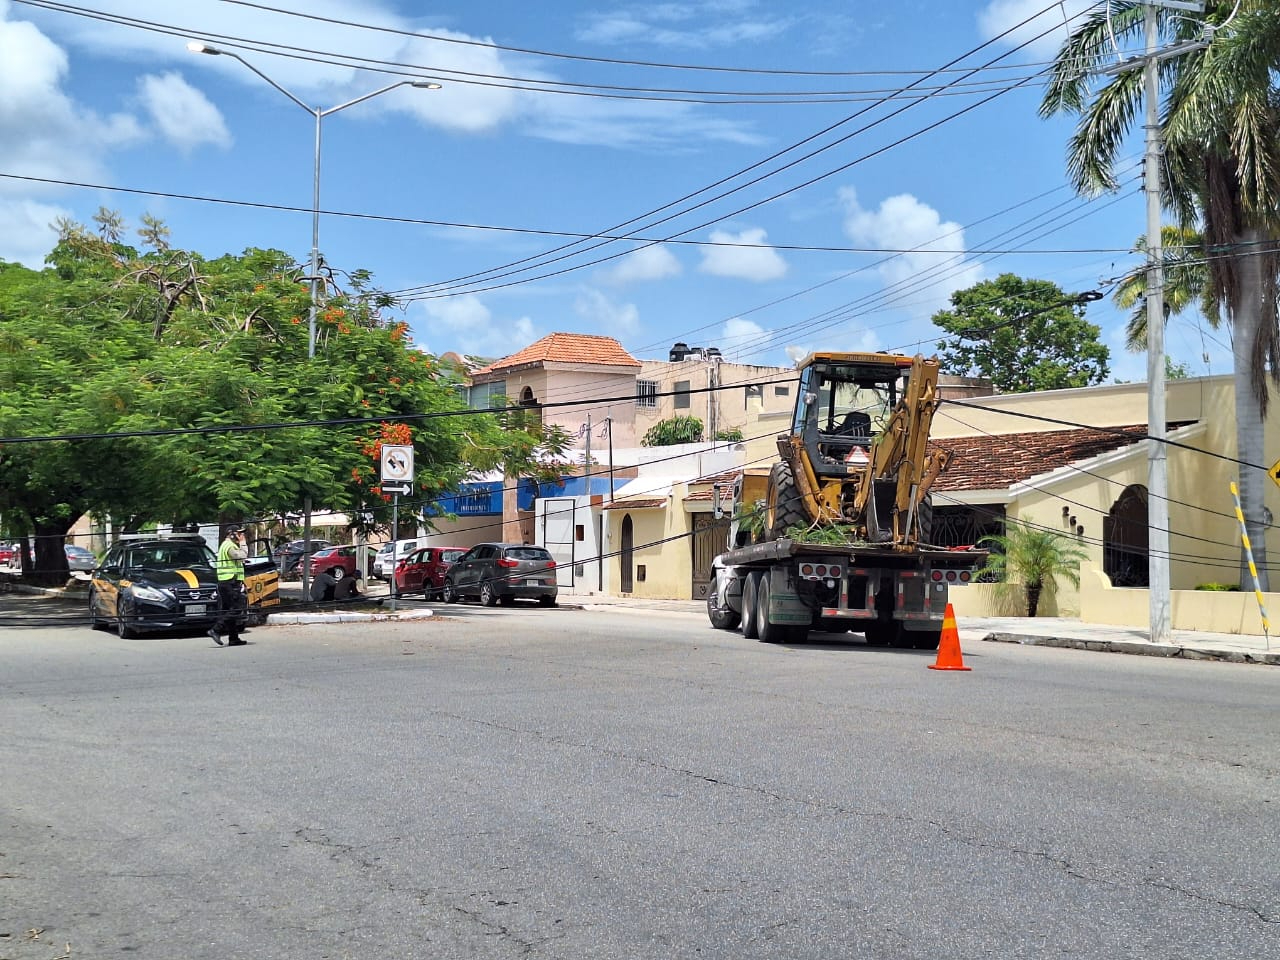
[{"xmin": 0, "ymin": 0, "xmax": 1233, "ymax": 382}]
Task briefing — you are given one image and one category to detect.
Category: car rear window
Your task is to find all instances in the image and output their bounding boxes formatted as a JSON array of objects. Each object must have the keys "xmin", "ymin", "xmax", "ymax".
[{"xmin": 505, "ymin": 547, "xmax": 552, "ymax": 561}]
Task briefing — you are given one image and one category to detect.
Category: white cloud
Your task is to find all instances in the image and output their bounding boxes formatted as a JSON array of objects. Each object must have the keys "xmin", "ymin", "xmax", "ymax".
[
  {"xmin": 838, "ymin": 186, "xmax": 981, "ymax": 317},
  {"xmin": 977, "ymin": 0, "xmax": 1096, "ymax": 59},
  {"xmin": 699, "ymin": 227, "xmax": 787, "ymax": 281},
  {"xmin": 415, "ymin": 294, "xmax": 540, "ymax": 359},
  {"xmin": 138, "ymin": 71, "xmax": 230, "ymax": 152},
  {"xmin": 576, "ymin": 4, "xmax": 790, "ymax": 49},
  {"xmin": 599, "ymin": 244, "xmax": 682, "ymax": 285},
  {"xmin": 575, "ymin": 288, "xmax": 639, "ymax": 337},
  {"xmin": 0, "ymin": 197, "xmax": 72, "ymax": 267},
  {"xmin": 0, "ymin": 1, "xmax": 144, "ymax": 256}
]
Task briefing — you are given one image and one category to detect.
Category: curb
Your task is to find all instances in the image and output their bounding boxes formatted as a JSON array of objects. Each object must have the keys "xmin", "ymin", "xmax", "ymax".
[
  {"xmin": 981, "ymin": 631, "xmax": 1280, "ymax": 666},
  {"xmin": 267, "ymin": 608, "xmax": 439, "ymax": 625}
]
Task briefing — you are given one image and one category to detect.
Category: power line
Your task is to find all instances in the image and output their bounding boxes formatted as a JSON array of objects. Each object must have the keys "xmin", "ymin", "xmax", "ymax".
[{"xmin": 0, "ymin": 172, "xmax": 1127, "ymax": 257}]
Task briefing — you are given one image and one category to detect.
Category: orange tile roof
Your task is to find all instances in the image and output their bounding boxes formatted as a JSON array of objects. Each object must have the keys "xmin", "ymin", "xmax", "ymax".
[
  {"xmin": 684, "ymin": 468, "xmax": 742, "ymax": 502},
  {"xmin": 602, "ymin": 498, "xmax": 668, "ymax": 511},
  {"xmin": 474, "ymin": 333, "xmax": 641, "ymax": 375},
  {"xmin": 932, "ymin": 425, "xmax": 1154, "ymax": 492}
]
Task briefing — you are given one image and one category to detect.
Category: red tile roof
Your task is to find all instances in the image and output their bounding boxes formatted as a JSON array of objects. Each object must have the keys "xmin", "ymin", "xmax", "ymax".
[
  {"xmin": 684, "ymin": 468, "xmax": 742, "ymax": 503},
  {"xmin": 474, "ymin": 333, "xmax": 641, "ymax": 375},
  {"xmin": 932, "ymin": 425, "xmax": 1150, "ymax": 492}
]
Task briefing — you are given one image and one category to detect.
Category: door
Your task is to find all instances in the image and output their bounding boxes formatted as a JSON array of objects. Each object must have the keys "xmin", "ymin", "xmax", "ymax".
[
  {"xmin": 690, "ymin": 513, "xmax": 722, "ymax": 600},
  {"xmin": 542, "ymin": 497, "xmax": 576, "ymax": 588},
  {"xmin": 620, "ymin": 515, "xmax": 634, "ymax": 594}
]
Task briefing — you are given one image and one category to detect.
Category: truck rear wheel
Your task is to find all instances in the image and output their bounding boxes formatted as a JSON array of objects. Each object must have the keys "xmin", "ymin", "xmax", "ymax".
[
  {"xmin": 707, "ymin": 590, "xmax": 741, "ymax": 631},
  {"xmin": 766, "ymin": 462, "xmax": 808, "ymax": 540},
  {"xmin": 740, "ymin": 572, "xmax": 760, "ymax": 639},
  {"xmin": 756, "ymin": 576, "xmax": 789, "ymax": 644}
]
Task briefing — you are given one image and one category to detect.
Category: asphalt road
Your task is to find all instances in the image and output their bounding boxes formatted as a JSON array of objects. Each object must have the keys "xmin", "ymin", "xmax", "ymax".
[{"xmin": 2, "ymin": 594, "xmax": 1278, "ymax": 959}]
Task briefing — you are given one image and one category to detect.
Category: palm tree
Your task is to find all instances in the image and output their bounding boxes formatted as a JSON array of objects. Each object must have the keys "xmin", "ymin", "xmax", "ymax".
[
  {"xmin": 1041, "ymin": 1, "xmax": 1280, "ymax": 589},
  {"xmin": 979, "ymin": 518, "xmax": 1089, "ymax": 618},
  {"xmin": 1113, "ymin": 225, "xmax": 1214, "ymax": 350}
]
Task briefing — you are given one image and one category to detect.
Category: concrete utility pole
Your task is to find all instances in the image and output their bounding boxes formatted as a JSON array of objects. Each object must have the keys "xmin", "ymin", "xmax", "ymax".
[
  {"xmin": 1142, "ymin": 2, "xmax": 1172, "ymax": 645},
  {"xmin": 1100, "ymin": 0, "xmax": 1209, "ymax": 645}
]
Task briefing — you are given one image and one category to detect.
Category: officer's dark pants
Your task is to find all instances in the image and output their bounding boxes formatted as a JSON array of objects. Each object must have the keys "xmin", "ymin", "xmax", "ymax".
[{"xmin": 215, "ymin": 580, "xmax": 247, "ymax": 640}]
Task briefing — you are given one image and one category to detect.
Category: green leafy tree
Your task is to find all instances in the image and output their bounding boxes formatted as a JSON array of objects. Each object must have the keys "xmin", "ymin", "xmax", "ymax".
[
  {"xmin": 642, "ymin": 415, "xmax": 704, "ymax": 446},
  {"xmin": 0, "ymin": 216, "xmax": 547, "ymax": 582},
  {"xmin": 932, "ymin": 273, "xmax": 1110, "ymax": 392},
  {"xmin": 978, "ymin": 517, "xmax": 1089, "ymax": 617},
  {"xmin": 1042, "ymin": 0, "xmax": 1280, "ymax": 588}
]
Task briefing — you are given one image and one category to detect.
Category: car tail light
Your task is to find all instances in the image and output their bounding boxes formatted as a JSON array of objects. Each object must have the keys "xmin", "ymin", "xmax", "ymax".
[
  {"xmin": 496, "ymin": 557, "xmax": 518, "ymax": 568},
  {"xmin": 827, "ymin": 565, "xmax": 841, "ymax": 578},
  {"xmin": 931, "ymin": 570, "xmax": 944, "ymax": 581},
  {"xmin": 545, "ymin": 561, "xmax": 556, "ymax": 569}
]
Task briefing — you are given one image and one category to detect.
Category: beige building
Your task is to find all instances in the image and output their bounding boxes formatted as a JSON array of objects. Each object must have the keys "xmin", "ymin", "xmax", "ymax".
[{"xmin": 438, "ymin": 335, "xmax": 1274, "ymax": 633}]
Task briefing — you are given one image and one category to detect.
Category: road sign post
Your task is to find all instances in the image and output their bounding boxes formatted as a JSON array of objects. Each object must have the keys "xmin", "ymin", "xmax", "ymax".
[{"xmin": 380, "ymin": 445, "xmax": 415, "ymax": 614}]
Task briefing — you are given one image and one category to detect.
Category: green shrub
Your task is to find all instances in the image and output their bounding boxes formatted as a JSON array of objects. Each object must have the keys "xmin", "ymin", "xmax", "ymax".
[{"xmin": 1194, "ymin": 582, "xmax": 1240, "ymax": 592}]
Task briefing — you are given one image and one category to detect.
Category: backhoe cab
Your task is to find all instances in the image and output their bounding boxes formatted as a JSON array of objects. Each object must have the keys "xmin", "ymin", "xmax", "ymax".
[{"xmin": 766, "ymin": 352, "xmax": 950, "ymax": 547}]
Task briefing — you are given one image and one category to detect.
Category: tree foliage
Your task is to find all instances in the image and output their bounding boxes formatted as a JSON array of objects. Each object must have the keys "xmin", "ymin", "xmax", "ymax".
[
  {"xmin": 932, "ymin": 273, "xmax": 1110, "ymax": 392},
  {"xmin": 642, "ymin": 415, "xmax": 704, "ymax": 446},
  {"xmin": 0, "ymin": 216, "xmax": 556, "ymax": 583}
]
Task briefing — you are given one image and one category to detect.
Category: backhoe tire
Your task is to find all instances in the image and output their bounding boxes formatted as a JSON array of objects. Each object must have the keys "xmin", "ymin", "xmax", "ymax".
[
  {"xmin": 740, "ymin": 572, "xmax": 760, "ymax": 639},
  {"xmin": 915, "ymin": 495, "xmax": 934, "ymax": 544},
  {"xmin": 766, "ymin": 462, "xmax": 808, "ymax": 540}
]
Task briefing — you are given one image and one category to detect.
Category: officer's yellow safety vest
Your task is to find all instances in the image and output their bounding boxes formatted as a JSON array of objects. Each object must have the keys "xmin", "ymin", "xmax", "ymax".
[{"xmin": 216, "ymin": 538, "xmax": 245, "ymax": 582}]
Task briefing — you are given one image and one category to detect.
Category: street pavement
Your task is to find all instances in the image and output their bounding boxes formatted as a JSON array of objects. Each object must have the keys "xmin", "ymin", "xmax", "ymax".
[
  {"xmin": 7, "ymin": 572, "xmax": 1277, "ymax": 666},
  {"xmin": 278, "ymin": 577, "xmax": 1280, "ymax": 667}
]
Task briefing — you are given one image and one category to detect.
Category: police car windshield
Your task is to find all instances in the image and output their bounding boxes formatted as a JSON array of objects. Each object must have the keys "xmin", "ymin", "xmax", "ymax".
[{"xmin": 125, "ymin": 544, "xmax": 215, "ymax": 571}]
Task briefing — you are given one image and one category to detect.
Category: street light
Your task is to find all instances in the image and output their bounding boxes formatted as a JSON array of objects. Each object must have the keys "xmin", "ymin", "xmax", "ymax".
[
  {"xmin": 188, "ymin": 42, "xmax": 440, "ymax": 594},
  {"xmin": 186, "ymin": 41, "xmax": 441, "ymax": 358}
]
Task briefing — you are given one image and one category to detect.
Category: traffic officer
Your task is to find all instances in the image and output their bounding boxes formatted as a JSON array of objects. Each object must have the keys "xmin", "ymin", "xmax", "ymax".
[{"xmin": 211, "ymin": 525, "xmax": 248, "ymax": 646}]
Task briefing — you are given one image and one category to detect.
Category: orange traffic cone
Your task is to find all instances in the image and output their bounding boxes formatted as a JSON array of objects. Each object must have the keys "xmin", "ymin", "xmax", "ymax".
[{"xmin": 928, "ymin": 603, "xmax": 971, "ymax": 671}]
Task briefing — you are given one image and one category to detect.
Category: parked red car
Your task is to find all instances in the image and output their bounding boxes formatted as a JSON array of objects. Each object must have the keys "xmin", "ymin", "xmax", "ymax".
[
  {"xmin": 395, "ymin": 546, "xmax": 468, "ymax": 599},
  {"xmin": 0, "ymin": 543, "xmax": 19, "ymax": 566},
  {"xmin": 307, "ymin": 545, "xmax": 378, "ymax": 581}
]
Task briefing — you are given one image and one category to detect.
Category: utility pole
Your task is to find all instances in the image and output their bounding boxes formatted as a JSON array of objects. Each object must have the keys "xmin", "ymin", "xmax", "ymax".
[
  {"xmin": 1142, "ymin": 2, "xmax": 1171, "ymax": 645},
  {"xmin": 1099, "ymin": 0, "xmax": 1209, "ymax": 645}
]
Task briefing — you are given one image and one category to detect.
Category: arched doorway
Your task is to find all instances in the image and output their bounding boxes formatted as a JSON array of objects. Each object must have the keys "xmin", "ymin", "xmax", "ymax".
[
  {"xmin": 620, "ymin": 515, "xmax": 634, "ymax": 593},
  {"xmin": 1104, "ymin": 484, "xmax": 1149, "ymax": 587}
]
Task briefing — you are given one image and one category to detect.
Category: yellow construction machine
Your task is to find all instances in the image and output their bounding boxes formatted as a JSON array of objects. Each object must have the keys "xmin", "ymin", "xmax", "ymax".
[{"xmin": 766, "ymin": 351, "xmax": 950, "ymax": 547}]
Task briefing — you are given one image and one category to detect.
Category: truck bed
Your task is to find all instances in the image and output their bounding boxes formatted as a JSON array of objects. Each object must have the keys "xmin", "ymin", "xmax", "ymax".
[{"xmin": 719, "ymin": 537, "xmax": 986, "ymax": 569}]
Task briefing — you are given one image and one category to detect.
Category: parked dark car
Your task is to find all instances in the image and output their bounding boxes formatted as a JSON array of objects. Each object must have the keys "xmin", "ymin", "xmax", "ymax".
[
  {"xmin": 442, "ymin": 543, "xmax": 557, "ymax": 607},
  {"xmin": 88, "ymin": 539, "xmax": 224, "ymax": 638},
  {"xmin": 395, "ymin": 546, "xmax": 467, "ymax": 599},
  {"xmin": 308, "ymin": 544, "xmax": 378, "ymax": 581}
]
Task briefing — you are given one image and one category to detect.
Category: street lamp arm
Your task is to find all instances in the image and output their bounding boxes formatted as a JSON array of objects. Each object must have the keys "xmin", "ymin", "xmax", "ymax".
[
  {"xmin": 320, "ymin": 79, "xmax": 442, "ymax": 119},
  {"xmin": 186, "ymin": 41, "xmax": 314, "ymax": 115}
]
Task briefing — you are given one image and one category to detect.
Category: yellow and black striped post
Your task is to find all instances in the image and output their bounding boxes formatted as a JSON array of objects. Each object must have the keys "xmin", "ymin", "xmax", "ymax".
[{"xmin": 1229, "ymin": 481, "xmax": 1271, "ymax": 650}]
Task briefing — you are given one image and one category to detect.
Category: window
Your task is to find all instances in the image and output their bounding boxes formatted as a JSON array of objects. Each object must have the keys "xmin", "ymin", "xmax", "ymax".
[
  {"xmin": 774, "ymin": 385, "xmax": 790, "ymax": 397},
  {"xmin": 674, "ymin": 380, "xmax": 691, "ymax": 410},
  {"xmin": 636, "ymin": 380, "xmax": 658, "ymax": 408}
]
